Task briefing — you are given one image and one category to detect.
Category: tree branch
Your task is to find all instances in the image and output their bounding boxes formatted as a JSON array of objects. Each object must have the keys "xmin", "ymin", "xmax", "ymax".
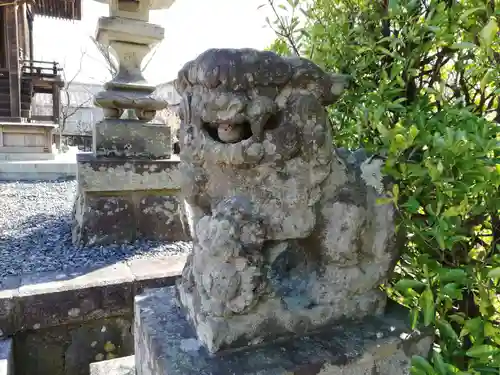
[
  {"xmin": 89, "ymin": 36, "xmax": 118, "ymax": 77},
  {"xmin": 267, "ymin": 0, "xmax": 301, "ymax": 56}
]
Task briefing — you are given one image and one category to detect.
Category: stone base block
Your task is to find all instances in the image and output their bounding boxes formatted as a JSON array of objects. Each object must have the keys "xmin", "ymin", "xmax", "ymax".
[
  {"xmin": 72, "ymin": 155, "xmax": 189, "ymax": 245},
  {"xmin": 94, "ymin": 119, "xmax": 171, "ymax": 159},
  {"xmin": 72, "ymin": 189, "xmax": 189, "ymax": 245},
  {"xmin": 134, "ymin": 286, "xmax": 433, "ymax": 375},
  {"xmin": 90, "ymin": 355, "xmax": 134, "ymax": 375},
  {"xmin": 76, "ymin": 153, "xmax": 181, "ymax": 192}
]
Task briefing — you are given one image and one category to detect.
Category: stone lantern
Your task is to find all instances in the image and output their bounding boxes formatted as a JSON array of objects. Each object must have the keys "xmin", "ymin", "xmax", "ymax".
[
  {"xmin": 71, "ymin": 0, "xmax": 188, "ymax": 245},
  {"xmin": 93, "ymin": 0, "xmax": 175, "ymax": 120}
]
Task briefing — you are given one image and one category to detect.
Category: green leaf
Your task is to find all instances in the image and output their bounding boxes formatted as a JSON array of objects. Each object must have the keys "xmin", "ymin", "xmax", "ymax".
[
  {"xmin": 459, "ymin": 7, "xmax": 486, "ymax": 22},
  {"xmin": 448, "ymin": 314, "xmax": 465, "ymax": 325},
  {"xmin": 392, "ymin": 184, "xmax": 400, "ymax": 202},
  {"xmin": 411, "ymin": 355, "xmax": 435, "ymax": 374},
  {"xmin": 388, "ymin": 0, "xmax": 399, "ymax": 12},
  {"xmin": 432, "ymin": 351, "xmax": 447, "ymax": 375},
  {"xmin": 407, "ymin": 164, "xmax": 428, "ymax": 177},
  {"xmin": 395, "ymin": 279, "xmax": 426, "ymax": 291},
  {"xmin": 442, "ymin": 283, "xmax": 463, "ymax": 299},
  {"xmin": 420, "ymin": 288, "xmax": 435, "ymax": 326},
  {"xmin": 436, "ymin": 230, "xmax": 446, "ymax": 250},
  {"xmin": 403, "ymin": 197, "xmax": 421, "ymax": 213},
  {"xmin": 487, "ymin": 268, "xmax": 500, "ymax": 279},
  {"xmin": 443, "ymin": 206, "xmax": 461, "ymax": 217},
  {"xmin": 439, "ymin": 269, "xmax": 467, "ymax": 283},
  {"xmin": 388, "ymin": 103, "xmax": 406, "ymax": 110},
  {"xmin": 480, "ymin": 18, "xmax": 499, "ymax": 47},
  {"xmin": 376, "ymin": 197, "xmax": 394, "ymax": 206},
  {"xmin": 410, "ymin": 307, "xmax": 419, "ymax": 330},
  {"xmin": 466, "ymin": 344, "xmax": 500, "ymax": 358},
  {"xmin": 436, "ymin": 319, "xmax": 459, "ymax": 344},
  {"xmin": 480, "ymin": 69, "xmax": 494, "ymax": 91},
  {"xmin": 484, "ymin": 322, "xmax": 500, "ymax": 341},
  {"xmin": 451, "ymin": 42, "xmax": 477, "ymax": 49},
  {"xmin": 460, "ymin": 317, "xmax": 483, "ymax": 338},
  {"xmin": 409, "ymin": 125, "xmax": 419, "ymax": 140}
]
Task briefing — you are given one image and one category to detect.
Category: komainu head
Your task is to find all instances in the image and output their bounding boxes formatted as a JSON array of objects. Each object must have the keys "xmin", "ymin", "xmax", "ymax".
[{"xmin": 174, "ymin": 48, "xmax": 348, "ymax": 166}]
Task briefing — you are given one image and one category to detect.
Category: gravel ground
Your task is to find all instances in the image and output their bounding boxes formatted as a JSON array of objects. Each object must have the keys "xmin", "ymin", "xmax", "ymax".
[{"xmin": 0, "ymin": 180, "xmax": 192, "ymax": 278}]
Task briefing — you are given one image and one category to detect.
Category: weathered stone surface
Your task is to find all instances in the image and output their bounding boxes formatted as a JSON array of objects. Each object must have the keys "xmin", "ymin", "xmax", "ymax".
[
  {"xmin": 0, "ymin": 338, "xmax": 13, "ymax": 375},
  {"xmin": 94, "ymin": 15, "xmax": 164, "ymax": 97},
  {"xmin": 17, "ymin": 263, "xmax": 134, "ymax": 331},
  {"xmin": 93, "ymin": 119, "xmax": 171, "ymax": 159},
  {"xmin": 128, "ymin": 255, "xmax": 187, "ymax": 295},
  {"xmin": 175, "ymin": 48, "xmax": 400, "ymax": 353},
  {"xmin": 72, "ymin": 188, "xmax": 188, "ymax": 245},
  {"xmin": 95, "ymin": 90, "xmax": 166, "ymax": 115},
  {"xmin": 72, "ymin": 155, "xmax": 187, "ymax": 245},
  {"xmin": 90, "ymin": 355, "xmax": 135, "ymax": 375},
  {"xmin": 76, "ymin": 154, "xmax": 181, "ymax": 192},
  {"xmin": 15, "ymin": 317, "xmax": 133, "ymax": 375},
  {"xmin": 137, "ymin": 194, "xmax": 187, "ymax": 241},
  {"xmin": 135, "ymin": 287, "xmax": 432, "ymax": 375},
  {"xmin": 73, "ymin": 132, "xmax": 185, "ymax": 247},
  {"xmin": 75, "ymin": 194, "xmax": 136, "ymax": 244},
  {"xmin": 93, "ymin": 13, "xmax": 167, "ymax": 116},
  {"xmin": 0, "ymin": 254, "xmax": 186, "ymax": 335},
  {"xmin": 0, "ymin": 277, "xmax": 20, "ymax": 337}
]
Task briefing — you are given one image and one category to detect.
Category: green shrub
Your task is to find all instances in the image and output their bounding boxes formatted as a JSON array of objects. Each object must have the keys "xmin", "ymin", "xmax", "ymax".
[{"xmin": 265, "ymin": 0, "xmax": 500, "ymax": 373}]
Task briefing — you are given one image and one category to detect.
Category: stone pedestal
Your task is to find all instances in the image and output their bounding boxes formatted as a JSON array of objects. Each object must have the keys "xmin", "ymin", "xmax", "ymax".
[
  {"xmin": 134, "ymin": 287, "xmax": 432, "ymax": 375},
  {"xmin": 72, "ymin": 154, "xmax": 189, "ymax": 245},
  {"xmin": 71, "ymin": 0, "xmax": 184, "ymax": 245}
]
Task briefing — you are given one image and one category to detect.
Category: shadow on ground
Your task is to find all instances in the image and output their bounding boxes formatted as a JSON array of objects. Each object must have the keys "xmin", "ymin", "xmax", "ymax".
[{"xmin": 0, "ymin": 211, "xmax": 189, "ymax": 280}]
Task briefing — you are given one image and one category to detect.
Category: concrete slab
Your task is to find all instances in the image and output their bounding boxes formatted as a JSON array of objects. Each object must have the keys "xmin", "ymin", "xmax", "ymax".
[
  {"xmin": 0, "ymin": 160, "xmax": 77, "ymax": 181},
  {"xmin": 0, "ymin": 338, "xmax": 13, "ymax": 375},
  {"xmin": 90, "ymin": 355, "xmax": 135, "ymax": 375}
]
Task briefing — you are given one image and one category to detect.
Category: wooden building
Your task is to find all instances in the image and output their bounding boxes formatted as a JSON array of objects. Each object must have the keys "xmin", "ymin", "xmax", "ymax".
[{"xmin": 0, "ymin": 0, "xmax": 81, "ymax": 160}]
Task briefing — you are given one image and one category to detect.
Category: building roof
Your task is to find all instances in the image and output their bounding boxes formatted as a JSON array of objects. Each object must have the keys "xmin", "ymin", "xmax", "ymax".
[{"xmin": 32, "ymin": 0, "xmax": 82, "ymax": 21}]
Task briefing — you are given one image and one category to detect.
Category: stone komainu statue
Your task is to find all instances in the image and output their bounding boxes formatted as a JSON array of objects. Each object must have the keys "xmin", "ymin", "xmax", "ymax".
[{"xmin": 174, "ymin": 48, "xmax": 399, "ymax": 353}]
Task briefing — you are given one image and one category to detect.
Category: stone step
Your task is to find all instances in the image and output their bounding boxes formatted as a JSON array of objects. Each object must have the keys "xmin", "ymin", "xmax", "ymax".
[
  {"xmin": 0, "ymin": 159, "xmax": 76, "ymax": 180},
  {"xmin": 0, "ymin": 338, "xmax": 13, "ymax": 375},
  {"xmin": 0, "ymin": 253, "xmax": 186, "ymax": 336},
  {"xmin": 90, "ymin": 355, "xmax": 135, "ymax": 375}
]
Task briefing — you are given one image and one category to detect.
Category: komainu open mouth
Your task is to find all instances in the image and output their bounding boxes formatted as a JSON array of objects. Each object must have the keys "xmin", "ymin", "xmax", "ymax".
[
  {"xmin": 202, "ymin": 112, "xmax": 282, "ymax": 144},
  {"xmin": 202, "ymin": 120, "xmax": 253, "ymax": 144}
]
